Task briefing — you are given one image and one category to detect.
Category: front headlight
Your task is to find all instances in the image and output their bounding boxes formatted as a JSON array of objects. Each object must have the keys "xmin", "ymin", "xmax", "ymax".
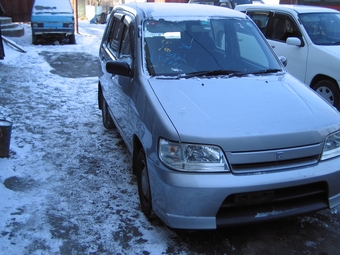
[
  {"xmin": 63, "ymin": 23, "xmax": 74, "ymax": 28},
  {"xmin": 159, "ymin": 138, "xmax": 230, "ymax": 172},
  {"xmin": 321, "ymin": 131, "xmax": 340, "ymax": 160}
]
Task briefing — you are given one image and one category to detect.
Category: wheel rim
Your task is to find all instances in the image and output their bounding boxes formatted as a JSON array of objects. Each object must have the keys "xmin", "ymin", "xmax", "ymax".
[{"xmin": 315, "ymin": 86, "xmax": 334, "ymax": 105}]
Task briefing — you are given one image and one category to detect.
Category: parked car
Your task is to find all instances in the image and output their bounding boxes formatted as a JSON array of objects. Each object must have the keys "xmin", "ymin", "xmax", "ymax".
[
  {"xmin": 98, "ymin": 3, "xmax": 340, "ymax": 230},
  {"xmin": 31, "ymin": 0, "xmax": 75, "ymax": 44},
  {"xmin": 235, "ymin": 4, "xmax": 340, "ymax": 110},
  {"xmin": 188, "ymin": 0, "xmax": 263, "ymax": 8},
  {"xmin": 188, "ymin": 0, "xmax": 236, "ymax": 9}
]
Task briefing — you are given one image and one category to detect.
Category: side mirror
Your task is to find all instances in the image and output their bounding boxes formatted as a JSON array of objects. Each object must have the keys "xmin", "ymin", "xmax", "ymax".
[
  {"xmin": 279, "ymin": 56, "xmax": 287, "ymax": 67},
  {"xmin": 286, "ymin": 37, "xmax": 302, "ymax": 47},
  {"xmin": 106, "ymin": 60, "xmax": 131, "ymax": 76}
]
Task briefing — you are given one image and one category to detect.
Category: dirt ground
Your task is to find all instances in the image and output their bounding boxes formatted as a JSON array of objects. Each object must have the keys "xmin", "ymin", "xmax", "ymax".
[{"xmin": 1, "ymin": 26, "xmax": 340, "ymax": 255}]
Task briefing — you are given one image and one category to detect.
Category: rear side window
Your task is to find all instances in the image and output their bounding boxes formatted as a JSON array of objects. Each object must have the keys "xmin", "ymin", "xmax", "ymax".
[{"xmin": 246, "ymin": 11, "xmax": 270, "ymax": 34}]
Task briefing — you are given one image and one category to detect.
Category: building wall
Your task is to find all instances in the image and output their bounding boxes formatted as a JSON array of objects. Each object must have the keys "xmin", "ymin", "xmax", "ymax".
[
  {"xmin": 78, "ymin": 0, "xmax": 86, "ymax": 17},
  {"xmin": 0, "ymin": 0, "xmax": 35, "ymax": 22}
]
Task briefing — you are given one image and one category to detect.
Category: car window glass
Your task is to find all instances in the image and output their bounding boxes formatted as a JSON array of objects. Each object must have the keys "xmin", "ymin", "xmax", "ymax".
[
  {"xmin": 234, "ymin": 20, "xmax": 269, "ymax": 67},
  {"xmin": 212, "ymin": 20, "xmax": 226, "ymax": 50},
  {"xmin": 219, "ymin": 2, "xmax": 234, "ymax": 8},
  {"xmin": 269, "ymin": 14, "xmax": 300, "ymax": 42},
  {"xmin": 107, "ymin": 14, "xmax": 124, "ymax": 57},
  {"xmin": 247, "ymin": 12, "xmax": 270, "ymax": 34},
  {"xmin": 144, "ymin": 20, "xmax": 189, "ymax": 75},
  {"xmin": 101, "ymin": 12, "xmax": 115, "ymax": 42},
  {"xmin": 120, "ymin": 24, "xmax": 131, "ymax": 57},
  {"xmin": 300, "ymin": 13, "xmax": 340, "ymax": 45},
  {"xmin": 143, "ymin": 18, "xmax": 281, "ymax": 76},
  {"xmin": 188, "ymin": 0, "xmax": 235, "ymax": 9}
]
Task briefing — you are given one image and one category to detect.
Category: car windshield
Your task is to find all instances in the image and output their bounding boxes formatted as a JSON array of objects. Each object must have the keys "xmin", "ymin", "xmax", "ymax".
[
  {"xmin": 300, "ymin": 12, "xmax": 340, "ymax": 45},
  {"xmin": 143, "ymin": 18, "xmax": 282, "ymax": 77},
  {"xmin": 33, "ymin": 0, "xmax": 73, "ymax": 14}
]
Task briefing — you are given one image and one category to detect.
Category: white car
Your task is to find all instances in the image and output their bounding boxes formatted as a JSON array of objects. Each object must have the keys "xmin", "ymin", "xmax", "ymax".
[{"xmin": 235, "ymin": 4, "xmax": 340, "ymax": 110}]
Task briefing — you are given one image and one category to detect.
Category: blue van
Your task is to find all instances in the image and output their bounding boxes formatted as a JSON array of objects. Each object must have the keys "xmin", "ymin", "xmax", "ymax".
[{"xmin": 31, "ymin": 0, "xmax": 75, "ymax": 44}]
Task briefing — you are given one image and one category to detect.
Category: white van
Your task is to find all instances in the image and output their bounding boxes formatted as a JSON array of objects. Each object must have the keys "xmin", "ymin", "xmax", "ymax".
[{"xmin": 31, "ymin": 0, "xmax": 75, "ymax": 44}]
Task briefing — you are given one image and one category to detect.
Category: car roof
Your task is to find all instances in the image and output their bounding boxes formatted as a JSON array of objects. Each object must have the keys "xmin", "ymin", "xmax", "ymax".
[
  {"xmin": 115, "ymin": 2, "xmax": 247, "ymax": 19},
  {"xmin": 235, "ymin": 4, "xmax": 339, "ymax": 14}
]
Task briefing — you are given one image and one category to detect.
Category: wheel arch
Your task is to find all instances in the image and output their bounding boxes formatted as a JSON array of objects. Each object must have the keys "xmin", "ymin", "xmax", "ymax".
[
  {"xmin": 98, "ymin": 81, "xmax": 103, "ymax": 110},
  {"xmin": 310, "ymin": 75, "xmax": 340, "ymax": 110},
  {"xmin": 310, "ymin": 74, "xmax": 339, "ymax": 90},
  {"xmin": 132, "ymin": 135, "xmax": 143, "ymax": 175}
]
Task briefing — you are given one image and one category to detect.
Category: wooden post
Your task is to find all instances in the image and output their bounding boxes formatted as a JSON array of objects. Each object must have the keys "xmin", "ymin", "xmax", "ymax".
[{"xmin": 71, "ymin": 0, "xmax": 79, "ymax": 34}]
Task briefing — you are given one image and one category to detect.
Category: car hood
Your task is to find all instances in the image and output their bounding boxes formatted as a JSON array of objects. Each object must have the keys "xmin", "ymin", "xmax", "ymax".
[{"xmin": 149, "ymin": 74, "xmax": 340, "ymax": 152}]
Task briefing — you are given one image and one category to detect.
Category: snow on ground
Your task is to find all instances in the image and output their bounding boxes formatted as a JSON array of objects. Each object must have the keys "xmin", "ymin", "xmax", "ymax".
[
  {"xmin": 1, "ymin": 19, "xmax": 340, "ymax": 255},
  {"xmin": 0, "ymin": 21, "xmax": 181, "ymax": 255}
]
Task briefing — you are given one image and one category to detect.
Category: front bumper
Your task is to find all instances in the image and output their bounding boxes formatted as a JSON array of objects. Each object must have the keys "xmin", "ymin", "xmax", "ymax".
[
  {"xmin": 147, "ymin": 156, "xmax": 340, "ymax": 229},
  {"xmin": 32, "ymin": 28, "xmax": 74, "ymax": 36}
]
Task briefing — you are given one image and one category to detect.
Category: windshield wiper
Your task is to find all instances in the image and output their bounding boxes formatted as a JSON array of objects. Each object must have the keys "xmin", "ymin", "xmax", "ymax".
[
  {"xmin": 156, "ymin": 69, "xmax": 282, "ymax": 79},
  {"xmin": 251, "ymin": 69, "xmax": 282, "ymax": 75},
  {"xmin": 179, "ymin": 70, "xmax": 243, "ymax": 78},
  {"xmin": 179, "ymin": 69, "xmax": 282, "ymax": 78}
]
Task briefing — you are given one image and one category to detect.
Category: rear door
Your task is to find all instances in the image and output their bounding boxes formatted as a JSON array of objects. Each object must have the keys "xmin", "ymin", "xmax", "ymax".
[{"xmin": 99, "ymin": 11, "xmax": 135, "ymax": 149}]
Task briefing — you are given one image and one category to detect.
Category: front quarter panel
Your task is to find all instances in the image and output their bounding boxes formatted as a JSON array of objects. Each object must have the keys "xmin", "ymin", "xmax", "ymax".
[{"xmin": 132, "ymin": 75, "xmax": 180, "ymax": 160}]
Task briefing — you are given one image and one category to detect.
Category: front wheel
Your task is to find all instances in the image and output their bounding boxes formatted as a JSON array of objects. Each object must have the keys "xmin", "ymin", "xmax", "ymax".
[
  {"xmin": 32, "ymin": 34, "xmax": 38, "ymax": 45},
  {"xmin": 101, "ymin": 93, "xmax": 114, "ymax": 129},
  {"xmin": 312, "ymin": 80, "xmax": 340, "ymax": 109},
  {"xmin": 136, "ymin": 149, "xmax": 155, "ymax": 218},
  {"xmin": 69, "ymin": 34, "xmax": 76, "ymax": 44}
]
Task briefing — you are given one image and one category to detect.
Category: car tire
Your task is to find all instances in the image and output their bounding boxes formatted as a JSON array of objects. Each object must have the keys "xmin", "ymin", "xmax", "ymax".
[
  {"xmin": 69, "ymin": 34, "xmax": 76, "ymax": 44},
  {"xmin": 136, "ymin": 148, "xmax": 156, "ymax": 218},
  {"xmin": 312, "ymin": 80, "xmax": 340, "ymax": 109},
  {"xmin": 32, "ymin": 35, "xmax": 38, "ymax": 45},
  {"xmin": 101, "ymin": 93, "xmax": 115, "ymax": 129}
]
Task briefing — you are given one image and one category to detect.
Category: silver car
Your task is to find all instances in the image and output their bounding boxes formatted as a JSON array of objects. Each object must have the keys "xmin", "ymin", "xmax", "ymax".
[{"xmin": 98, "ymin": 3, "xmax": 340, "ymax": 229}]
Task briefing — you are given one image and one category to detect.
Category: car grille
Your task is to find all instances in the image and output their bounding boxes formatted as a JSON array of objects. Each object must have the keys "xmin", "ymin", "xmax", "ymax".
[
  {"xmin": 226, "ymin": 143, "xmax": 323, "ymax": 174},
  {"xmin": 216, "ymin": 182, "xmax": 328, "ymax": 227}
]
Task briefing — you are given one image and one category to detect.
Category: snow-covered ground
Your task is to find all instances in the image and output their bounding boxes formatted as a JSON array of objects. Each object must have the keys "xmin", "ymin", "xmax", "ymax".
[
  {"xmin": 0, "ymin": 21, "xmax": 178, "ymax": 255},
  {"xmin": 1, "ymin": 19, "xmax": 340, "ymax": 255}
]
